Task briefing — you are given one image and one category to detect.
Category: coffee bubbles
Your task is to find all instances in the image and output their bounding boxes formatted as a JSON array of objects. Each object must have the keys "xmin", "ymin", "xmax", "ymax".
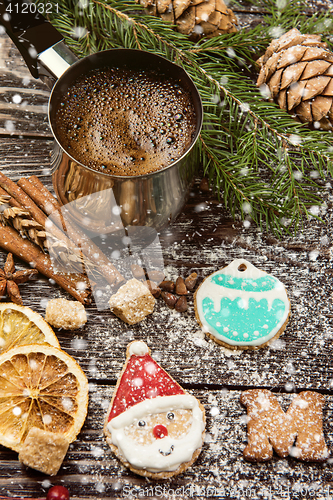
[{"xmin": 55, "ymin": 67, "xmax": 197, "ymax": 176}]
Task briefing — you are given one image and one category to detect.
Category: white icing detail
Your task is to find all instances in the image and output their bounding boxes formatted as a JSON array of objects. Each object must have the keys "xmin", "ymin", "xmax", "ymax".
[
  {"xmin": 223, "ymin": 327, "xmax": 229, "ymax": 332},
  {"xmin": 263, "ymin": 324, "xmax": 268, "ymax": 329},
  {"xmin": 243, "ymin": 333, "xmax": 249, "ymax": 338},
  {"xmin": 205, "ymin": 282, "xmax": 286, "ymax": 313},
  {"xmin": 195, "ymin": 259, "xmax": 290, "ymax": 347},
  {"xmin": 129, "ymin": 341, "xmax": 149, "ymax": 356},
  {"xmin": 233, "ymin": 331, "xmax": 238, "ymax": 336},
  {"xmin": 253, "ymin": 331, "xmax": 259, "ymax": 336},
  {"xmin": 107, "ymin": 395, "xmax": 204, "ymax": 472}
]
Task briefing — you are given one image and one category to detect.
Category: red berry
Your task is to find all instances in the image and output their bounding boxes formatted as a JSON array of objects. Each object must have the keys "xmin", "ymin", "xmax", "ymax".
[{"xmin": 46, "ymin": 485, "xmax": 70, "ymax": 500}]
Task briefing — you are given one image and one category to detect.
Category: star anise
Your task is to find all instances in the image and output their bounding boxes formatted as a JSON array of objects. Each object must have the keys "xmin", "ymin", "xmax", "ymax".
[{"xmin": 0, "ymin": 253, "xmax": 38, "ymax": 305}]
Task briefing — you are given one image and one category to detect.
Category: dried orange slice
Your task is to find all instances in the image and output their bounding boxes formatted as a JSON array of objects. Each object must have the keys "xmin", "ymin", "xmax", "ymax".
[
  {"xmin": 0, "ymin": 344, "xmax": 88, "ymax": 452},
  {"xmin": 0, "ymin": 303, "xmax": 59, "ymax": 354}
]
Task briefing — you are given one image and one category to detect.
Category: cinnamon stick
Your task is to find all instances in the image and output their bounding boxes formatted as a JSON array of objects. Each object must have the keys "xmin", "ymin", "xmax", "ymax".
[
  {"xmin": 0, "ymin": 224, "xmax": 90, "ymax": 304},
  {"xmin": 0, "ymin": 174, "xmax": 99, "ymax": 281},
  {"xmin": 19, "ymin": 176, "xmax": 125, "ymax": 287},
  {"xmin": 0, "ymin": 173, "xmax": 76, "ymax": 252},
  {"xmin": 0, "ymin": 186, "xmax": 22, "ymax": 209},
  {"xmin": 0, "ymin": 172, "xmax": 47, "ymax": 227},
  {"xmin": 27, "ymin": 175, "xmax": 68, "ymax": 231}
]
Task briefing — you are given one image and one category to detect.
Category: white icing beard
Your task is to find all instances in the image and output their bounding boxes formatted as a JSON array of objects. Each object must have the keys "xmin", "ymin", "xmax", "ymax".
[{"xmin": 107, "ymin": 395, "xmax": 205, "ymax": 472}]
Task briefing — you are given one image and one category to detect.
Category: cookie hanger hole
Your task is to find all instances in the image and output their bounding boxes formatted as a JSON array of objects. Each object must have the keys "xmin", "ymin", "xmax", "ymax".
[{"xmin": 238, "ymin": 263, "xmax": 247, "ymax": 272}]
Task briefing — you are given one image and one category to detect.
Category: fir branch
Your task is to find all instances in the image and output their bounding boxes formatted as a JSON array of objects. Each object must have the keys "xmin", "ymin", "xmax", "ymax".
[{"xmin": 37, "ymin": 0, "xmax": 333, "ymax": 234}]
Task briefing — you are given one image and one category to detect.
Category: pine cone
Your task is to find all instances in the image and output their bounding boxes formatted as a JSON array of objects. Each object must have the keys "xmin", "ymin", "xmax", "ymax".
[
  {"xmin": 137, "ymin": 0, "xmax": 237, "ymax": 38},
  {"xmin": 257, "ymin": 28, "xmax": 333, "ymax": 130}
]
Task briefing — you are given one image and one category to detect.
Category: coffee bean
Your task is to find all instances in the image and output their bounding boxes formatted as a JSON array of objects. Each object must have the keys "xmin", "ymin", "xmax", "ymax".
[
  {"xmin": 148, "ymin": 270, "xmax": 165, "ymax": 284},
  {"xmin": 175, "ymin": 296, "xmax": 188, "ymax": 312},
  {"xmin": 175, "ymin": 276, "xmax": 187, "ymax": 295},
  {"xmin": 159, "ymin": 280, "xmax": 175, "ymax": 293},
  {"xmin": 131, "ymin": 264, "xmax": 146, "ymax": 280},
  {"xmin": 185, "ymin": 272, "xmax": 198, "ymax": 291},
  {"xmin": 144, "ymin": 280, "xmax": 161, "ymax": 298},
  {"xmin": 161, "ymin": 291, "xmax": 177, "ymax": 308},
  {"xmin": 199, "ymin": 177, "xmax": 210, "ymax": 192}
]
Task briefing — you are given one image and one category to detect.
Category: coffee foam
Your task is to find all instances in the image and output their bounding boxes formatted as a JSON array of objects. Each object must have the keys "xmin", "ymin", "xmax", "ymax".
[{"xmin": 55, "ymin": 67, "xmax": 197, "ymax": 176}]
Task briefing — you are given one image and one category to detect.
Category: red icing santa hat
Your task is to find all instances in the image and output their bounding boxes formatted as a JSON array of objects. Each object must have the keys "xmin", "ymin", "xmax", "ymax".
[{"xmin": 108, "ymin": 341, "xmax": 185, "ymax": 421}]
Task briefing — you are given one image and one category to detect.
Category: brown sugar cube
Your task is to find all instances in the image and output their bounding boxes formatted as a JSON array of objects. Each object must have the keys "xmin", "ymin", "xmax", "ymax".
[
  {"xmin": 109, "ymin": 278, "xmax": 155, "ymax": 324},
  {"xmin": 45, "ymin": 298, "xmax": 87, "ymax": 330},
  {"xmin": 19, "ymin": 428, "xmax": 69, "ymax": 476}
]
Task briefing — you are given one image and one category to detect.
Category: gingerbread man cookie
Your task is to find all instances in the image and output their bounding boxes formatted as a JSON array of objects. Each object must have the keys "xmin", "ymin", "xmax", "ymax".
[{"xmin": 104, "ymin": 341, "xmax": 206, "ymax": 479}]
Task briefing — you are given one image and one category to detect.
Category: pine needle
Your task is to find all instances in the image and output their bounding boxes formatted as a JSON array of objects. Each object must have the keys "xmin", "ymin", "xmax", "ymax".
[{"xmin": 37, "ymin": 0, "xmax": 333, "ymax": 235}]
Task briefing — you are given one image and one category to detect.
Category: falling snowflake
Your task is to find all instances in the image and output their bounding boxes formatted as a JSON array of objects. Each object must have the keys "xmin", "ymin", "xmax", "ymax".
[
  {"xmin": 4, "ymin": 120, "xmax": 15, "ymax": 132},
  {"xmin": 62, "ymin": 397, "xmax": 74, "ymax": 411},
  {"xmin": 210, "ymin": 406, "xmax": 220, "ymax": 417},
  {"xmin": 269, "ymin": 26, "xmax": 285, "ymax": 39},
  {"xmin": 72, "ymin": 26, "xmax": 88, "ymax": 39},
  {"xmin": 284, "ymin": 382, "xmax": 295, "ymax": 392},
  {"xmin": 309, "ymin": 205, "xmax": 320, "ymax": 216},
  {"xmin": 226, "ymin": 47, "xmax": 236, "ymax": 58},
  {"xmin": 78, "ymin": 0, "xmax": 89, "ymax": 7},
  {"xmin": 12, "ymin": 94, "xmax": 22, "ymax": 104},
  {"xmin": 259, "ymin": 84, "xmax": 271, "ymax": 99}
]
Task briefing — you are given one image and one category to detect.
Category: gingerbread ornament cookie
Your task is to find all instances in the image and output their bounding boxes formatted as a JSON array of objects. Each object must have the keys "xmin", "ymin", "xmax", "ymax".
[
  {"xmin": 104, "ymin": 341, "xmax": 205, "ymax": 479},
  {"xmin": 194, "ymin": 259, "xmax": 291, "ymax": 349}
]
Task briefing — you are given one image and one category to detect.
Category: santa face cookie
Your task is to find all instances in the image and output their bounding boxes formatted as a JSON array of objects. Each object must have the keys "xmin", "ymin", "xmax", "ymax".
[
  {"xmin": 104, "ymin": 341, "xmax": 205, "ymax": 478},
  {"xmin": 195, "ymin": 259, "xmax": 290, "ymax": 349}
]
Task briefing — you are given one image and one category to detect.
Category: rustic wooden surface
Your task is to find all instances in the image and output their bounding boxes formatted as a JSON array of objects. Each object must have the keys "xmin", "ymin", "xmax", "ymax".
[{"xmin": 1, "ymin": 4, "xmax": 333, "ymax": 498}]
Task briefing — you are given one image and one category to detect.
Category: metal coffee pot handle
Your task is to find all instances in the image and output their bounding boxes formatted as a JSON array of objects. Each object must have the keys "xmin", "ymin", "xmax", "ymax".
[{"xmin": 0, "ymin": 0, "xmax": 77, "ymax": 86}]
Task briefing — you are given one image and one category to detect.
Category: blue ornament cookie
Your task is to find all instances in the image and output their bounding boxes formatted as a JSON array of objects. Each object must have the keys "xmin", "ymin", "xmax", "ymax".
[{"xmin": 194, "ymin": 259, "xmax": 291, "ymax": 349}]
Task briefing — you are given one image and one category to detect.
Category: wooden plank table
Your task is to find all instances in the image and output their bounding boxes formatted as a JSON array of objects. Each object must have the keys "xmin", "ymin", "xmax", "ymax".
[{"xmin": 1, "ymin": 4, "xmax": 333, "ymax": 497}]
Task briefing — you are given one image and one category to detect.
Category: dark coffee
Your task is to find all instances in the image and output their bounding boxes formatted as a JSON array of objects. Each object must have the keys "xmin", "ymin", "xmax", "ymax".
[{"xmin": 55, "ymin": 66, "xmax": 197, "ymax": 176}]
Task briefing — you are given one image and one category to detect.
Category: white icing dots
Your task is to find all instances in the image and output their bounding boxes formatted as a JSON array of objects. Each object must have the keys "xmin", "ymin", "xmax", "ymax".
[
  {"xmin": 253, "ymin": 331, "xmax": 259, "ymax": 336},
  {"xmin": 129, "ymin": 341, "xmax": 149, "ymax": 356},
  {"xmin": 243, "ymin": 333, "xmax": 249, "ymax": 339},
  {"xmin": 263, "ymin": 324, "xmax": 268, "ymax": 329},
  {"xmin": 223, "ymin": 327, "xmax": 229, "ymax": 333},
  {"xmin": 232, "ymin": 331, "xmax": 238, "ymax": 336}
]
